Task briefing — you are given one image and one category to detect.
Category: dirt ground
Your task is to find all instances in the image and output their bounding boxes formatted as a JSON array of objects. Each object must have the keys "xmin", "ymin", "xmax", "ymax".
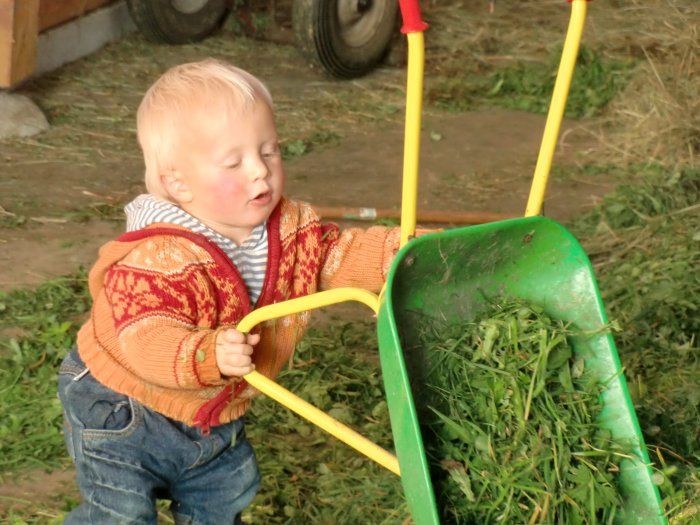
[
  {"xmin": 0, "ymin": 1, "xmax": 640, "ymax": 518},
  {"xmin": 0, "ymin": 105, "xmax": 606, "ymax": 291}
]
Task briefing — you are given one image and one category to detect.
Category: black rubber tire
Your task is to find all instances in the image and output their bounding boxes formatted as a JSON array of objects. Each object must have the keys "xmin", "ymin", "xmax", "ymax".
[
  {"xmin": 293, "ymin": 0, "xmax": 398, "ymax": 78},
  {"xmin": 126, "ymin": 0, "xmax": 230, "ymax": 44}
]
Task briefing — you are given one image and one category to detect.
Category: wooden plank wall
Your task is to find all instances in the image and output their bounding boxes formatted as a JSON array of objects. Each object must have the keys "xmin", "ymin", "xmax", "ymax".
[
  {"xmin": 39, "ymin": 0, "xmax": 114, "ymax": 31},
  {"xmin": 0, "ymin": 0, "xmax": 116, "ymax": 88},
  {"xmin": 0, "ymin": 0, "xmax": 39, "ymax": 88}
]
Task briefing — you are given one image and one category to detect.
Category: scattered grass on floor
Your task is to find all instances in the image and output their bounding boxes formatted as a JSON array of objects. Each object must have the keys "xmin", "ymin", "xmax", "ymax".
[
  {"xmin": 0, "ymin": 272, "xmax": 90, "ymax": 474},
  {"xmin": 0, "ymin": 202, "xmax": 125, "ymax": 228},
  {"xmin": 2, "ymin": 496, "xmax": 77, "ymax": 525},
  {"xmin": 1, "ymin": 495, "xmax": 174, "ymax": 525},
  {"xmin": 281, "ymin": 130, "xmax": 341, "ymax": 160},
  {"xmin": 427, "ymin": 46, "xmax": 636, "ymax": 117},
  {"xmin": 245, "ymin": 323, "xmax": 406, "ymax": 524},
  {"xmin": 3, "ymin": 33, "xmax": 404, "ymax": 171},
  {"xmin": 570, "ymin": 165, "xmax": 700, "ymax": 521}
]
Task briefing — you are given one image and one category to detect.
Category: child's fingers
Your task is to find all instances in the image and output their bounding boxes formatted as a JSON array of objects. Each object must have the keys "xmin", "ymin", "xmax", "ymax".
[
  {"xmin": 221, "ymin": 350, "xmax": 253, "ymax": 366},
  {"xmin": 218, "ymin": 351, "xmax": 255, "ymax": 377},
  {"xmin": 219, "ymin": 363, "xmax": 256, "ymax": 377},
  {"xmin": 237, "ymin": 343, "xmax": 254, "ymax": 356},
  {"xmin": 220, "ymin": 329, "xmax": 246, "ymax": 344},
  {"xmin": 218, "ymin": 343, "xmax": 254, "ymax": 360},
  {"xmin": 215, "ymin": 330, "xmax": 259, "ymax": 377}
]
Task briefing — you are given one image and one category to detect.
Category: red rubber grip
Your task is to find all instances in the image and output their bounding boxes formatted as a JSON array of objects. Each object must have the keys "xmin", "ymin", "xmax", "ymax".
[{"xmin": 399, "ymin": 0, "xmax": 428, "ymax": 34}]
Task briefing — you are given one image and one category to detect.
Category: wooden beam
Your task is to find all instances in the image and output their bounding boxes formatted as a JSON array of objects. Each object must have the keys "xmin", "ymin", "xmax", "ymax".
[
  {"xmin": 39, "ymin": 0, "xmax": 115, "ymax": 32},
  {"xmin": 0, "ymin": 0, "xmax": 39, "ymax": 88}
]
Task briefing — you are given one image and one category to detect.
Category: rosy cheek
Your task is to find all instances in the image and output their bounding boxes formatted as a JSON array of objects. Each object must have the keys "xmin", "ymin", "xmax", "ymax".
[{"xmin": 204, "ymin": 174, "xmax": 246, "ymax": 208}]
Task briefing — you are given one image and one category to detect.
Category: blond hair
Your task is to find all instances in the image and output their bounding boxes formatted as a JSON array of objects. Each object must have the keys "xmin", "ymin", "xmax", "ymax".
[{"xmin": 136, "ymin": 59, "xmax": 273, "ymax": 199}]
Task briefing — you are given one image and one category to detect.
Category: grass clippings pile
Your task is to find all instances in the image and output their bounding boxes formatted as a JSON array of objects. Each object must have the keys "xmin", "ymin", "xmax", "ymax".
[
  {"xmin": 426, "ymin": 44, "xmax": 635, "ymax": 118},
  {"xmin": 422, "ymin": 0, "xmax": 640, "ymax": 118},
  {"xmin": 419, "ymin": 301, "xmax": 626, "ymax": 524},
  {"xmin": 423, "ymin": 0, "xmax": 698, "ymax": 167}
]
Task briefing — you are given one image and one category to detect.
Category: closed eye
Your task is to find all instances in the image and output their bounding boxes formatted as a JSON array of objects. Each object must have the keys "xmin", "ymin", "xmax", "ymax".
[{"xmin": 262, "ymin": 143, "xmax": 281, "ymax": 159}]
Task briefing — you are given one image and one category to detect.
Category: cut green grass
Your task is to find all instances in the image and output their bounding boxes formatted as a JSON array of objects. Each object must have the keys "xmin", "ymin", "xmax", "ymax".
[
  {"xmin": 427, "ymin": 46, "xmax": 637, "ymax": 117},
  {"xmin": 245, "ymin": 323, "xmax": 407, "ymax": 524},
  {"xmin": 418, "ymin": 300, "xmax": 627, "ymax": 523},
  {"xmin": 281, "ymin": 130, "xmax": 341, "ymax": 161},
  {"xmin": 0, "ymin": 272, "xmax": 90, "ymax": 473}
]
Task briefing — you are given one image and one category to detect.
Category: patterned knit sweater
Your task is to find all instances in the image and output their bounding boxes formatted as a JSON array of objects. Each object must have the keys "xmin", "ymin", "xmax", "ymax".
[{"xmin": 77, "ymin": 197, "xmax": 401, "ymax": 432}]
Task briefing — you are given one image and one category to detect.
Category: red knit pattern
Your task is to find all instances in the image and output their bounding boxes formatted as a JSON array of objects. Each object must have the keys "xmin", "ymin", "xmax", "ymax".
[{"xmin": 105, "ymin": 265, "xmax": 211, "ymax": 329}]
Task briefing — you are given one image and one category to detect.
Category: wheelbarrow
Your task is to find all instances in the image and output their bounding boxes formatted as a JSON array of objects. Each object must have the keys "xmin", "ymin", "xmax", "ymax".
[{"xmin": 234, "ymin": 0, "xmax": 666, "ymax": 522}]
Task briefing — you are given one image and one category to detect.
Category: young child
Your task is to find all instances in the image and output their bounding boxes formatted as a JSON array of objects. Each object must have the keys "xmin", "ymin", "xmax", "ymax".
[{"xmin": 58, "ymin": 58, "xmax": 405, "ymax": 524}]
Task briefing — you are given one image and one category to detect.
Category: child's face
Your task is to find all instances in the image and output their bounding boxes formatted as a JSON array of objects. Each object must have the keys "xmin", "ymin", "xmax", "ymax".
[{"xmin": 169, "ymin": 98, "xmax": 285, "ymax": 244}]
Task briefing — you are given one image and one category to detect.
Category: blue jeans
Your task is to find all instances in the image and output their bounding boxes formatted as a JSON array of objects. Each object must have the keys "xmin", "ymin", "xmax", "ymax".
[{"xmin": 58, "ymin": 350, "xmax": 260, "ymax": 524}]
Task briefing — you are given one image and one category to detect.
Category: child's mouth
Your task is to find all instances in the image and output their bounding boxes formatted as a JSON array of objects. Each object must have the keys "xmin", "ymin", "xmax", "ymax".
[{"xmin": 250, "ymin": 191, "xmax": 272, "ymax": 205}]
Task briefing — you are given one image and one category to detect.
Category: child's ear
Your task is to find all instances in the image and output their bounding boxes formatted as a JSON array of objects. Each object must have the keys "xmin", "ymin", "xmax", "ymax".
[{"xmin": 161, "ymin": 169, "xmax": 192, "ymax": 203}]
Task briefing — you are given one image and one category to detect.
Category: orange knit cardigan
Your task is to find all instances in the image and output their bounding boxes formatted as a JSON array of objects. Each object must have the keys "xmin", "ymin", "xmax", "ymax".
[{"xmin": 77, "ymin": 198, "xmax": 401, "ymax": 432}]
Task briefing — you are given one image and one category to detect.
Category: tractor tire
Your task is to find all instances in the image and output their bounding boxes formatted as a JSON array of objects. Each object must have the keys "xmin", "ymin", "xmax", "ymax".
[
  {"xmin": 293, "ymin": 0, "xmax": 398, "ymax": 78},
  {"xmin": 126, "ymin": 0, "xmax": 230, "ymax": 44}
]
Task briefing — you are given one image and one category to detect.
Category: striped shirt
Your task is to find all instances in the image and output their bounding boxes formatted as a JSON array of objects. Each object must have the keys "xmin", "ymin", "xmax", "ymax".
[{"xmin": 124, "ymin": 194, "xmax": 268, "ymax": 304}]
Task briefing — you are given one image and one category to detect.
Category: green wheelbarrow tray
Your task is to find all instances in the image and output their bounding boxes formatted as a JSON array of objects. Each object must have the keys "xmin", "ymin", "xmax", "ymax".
[{"xmin": 377, "ymin": 216, "xmax": 665, "ymax": 524}]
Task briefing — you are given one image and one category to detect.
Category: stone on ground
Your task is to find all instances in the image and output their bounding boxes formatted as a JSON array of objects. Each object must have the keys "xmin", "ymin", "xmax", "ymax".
[{"xmin": 0, "ymin": 92, "xmax": 50, "ymax": 139}]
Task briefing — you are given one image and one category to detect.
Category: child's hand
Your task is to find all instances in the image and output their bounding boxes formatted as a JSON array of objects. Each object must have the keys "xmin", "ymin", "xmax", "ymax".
[{"xmin": 215, "ymin": 329, "xmax": 259, "ymax": 377}]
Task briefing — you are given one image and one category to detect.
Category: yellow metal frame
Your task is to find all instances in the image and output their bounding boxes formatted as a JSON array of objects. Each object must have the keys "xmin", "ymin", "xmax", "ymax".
[
  {"xmin": 234, "ymin": 0, "xmax": 588, "ymax": 479},
  {"xmin": 238, "ymin": 288, "xmax": 400, "ymax": 475},
  {"xmin": 399, "ymin": 31, "xmax": 425, "ymax": 248},
  {"xmin": 526, "ymin": 0, "xmax": 588, "ymax": 217},
  {"xmin": 237, "ymin": 288, "xmax": 380, "ymax": 333}
]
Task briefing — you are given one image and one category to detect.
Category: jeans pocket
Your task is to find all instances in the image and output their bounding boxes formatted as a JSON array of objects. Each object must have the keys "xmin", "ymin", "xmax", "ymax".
[
  {"xmin": 73, "ymin": 377, "xmax": 138, "ymax": 438},
  {"xmin": 68, "ymin": 376, "xmax": 143, "ymax": 471},
  {"xmin": 58, "ymin": 353, "xmax": 138, "ymax": 441}
]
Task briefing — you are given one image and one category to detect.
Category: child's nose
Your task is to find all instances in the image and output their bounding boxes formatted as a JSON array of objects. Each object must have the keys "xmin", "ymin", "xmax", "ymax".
[{"xmin": 249, "ymin": 156, "xmax": 269, "ymax": 181}]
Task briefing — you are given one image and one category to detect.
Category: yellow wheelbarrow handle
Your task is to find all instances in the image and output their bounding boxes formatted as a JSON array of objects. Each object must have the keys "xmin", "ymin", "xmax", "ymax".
[
  {"xmin": 526, "ymin": 0, "xmax": 588, "ymax": 217},
  {"xmin": 237, "ymin": 288, "xmax": 401, "ymax": 476},
  {"xmin": 399, "ymin": 29, "xmax": 426, "ymax": 248}
]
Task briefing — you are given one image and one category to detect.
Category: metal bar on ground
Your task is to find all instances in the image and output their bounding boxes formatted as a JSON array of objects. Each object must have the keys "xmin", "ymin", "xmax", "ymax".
[{"xmin": 313, "ymin": 205, "xmax": 514, "ymax": 224}]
